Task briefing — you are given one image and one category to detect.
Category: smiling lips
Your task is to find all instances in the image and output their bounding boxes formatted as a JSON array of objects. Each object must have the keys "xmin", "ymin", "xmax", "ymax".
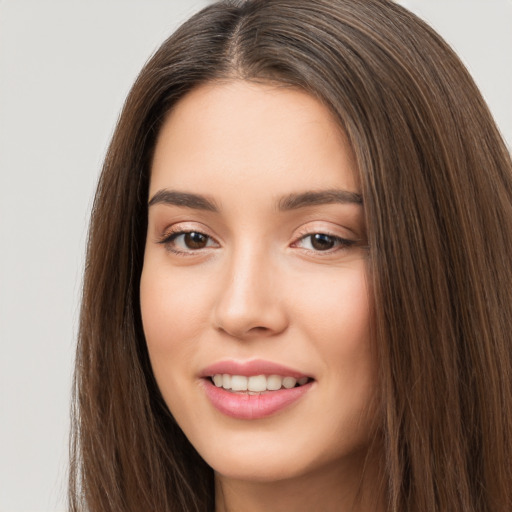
[
  {"xmin": 201, "ymin": 360, "xmax": 314, "ymax": 419},
  {"xmin": 212, "ymin": 374, "xmax": 310, "ymax": 392}
]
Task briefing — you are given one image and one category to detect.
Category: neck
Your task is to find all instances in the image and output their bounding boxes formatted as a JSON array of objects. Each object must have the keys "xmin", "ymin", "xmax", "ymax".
[{"xmin": 214, "ymin": 448, "xmax": 386, "ymax": 512}]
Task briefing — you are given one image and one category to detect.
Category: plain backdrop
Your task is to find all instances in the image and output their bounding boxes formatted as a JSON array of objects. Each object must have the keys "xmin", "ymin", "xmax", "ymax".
[{"xmin": 0, "ymin": 1, "xmax": 510, "ymax": 511}]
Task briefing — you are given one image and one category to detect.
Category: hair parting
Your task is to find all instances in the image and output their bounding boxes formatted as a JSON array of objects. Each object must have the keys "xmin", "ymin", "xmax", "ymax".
[{"xmin": 70, "ymin": 1, "xmax": 512, "ymax": 510}]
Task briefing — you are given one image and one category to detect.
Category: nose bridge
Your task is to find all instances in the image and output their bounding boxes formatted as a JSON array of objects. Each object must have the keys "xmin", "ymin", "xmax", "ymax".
[{"xmin": 213, "ymin": 239, "xmax": 287, "ymax": 338}]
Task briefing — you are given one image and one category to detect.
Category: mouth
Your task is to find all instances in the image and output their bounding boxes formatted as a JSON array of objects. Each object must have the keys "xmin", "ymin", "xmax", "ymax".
[
  {"xmin": 200, "ymin": 360, "xmax": 314, "ymax": 419},
  {"xmin": 209, "ymin": 374, "xmax": 313, "ymax": 394}
]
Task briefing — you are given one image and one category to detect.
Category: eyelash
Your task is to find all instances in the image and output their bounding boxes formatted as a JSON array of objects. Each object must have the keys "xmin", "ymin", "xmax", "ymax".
[
  {"xmin": 158, "ymin": 227, "xmax": 356, "ymax": 256},
  {"xmin": 158, "ymin": 228, "xmax": 218, "ymax": 256},
  {"xmin": 292, "ymin": 231, "xmax": 356, "ymax": 253}
]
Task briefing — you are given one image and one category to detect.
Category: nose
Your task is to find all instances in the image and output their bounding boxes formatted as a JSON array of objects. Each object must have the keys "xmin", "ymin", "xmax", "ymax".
[{"xmin": 212, "ymin": 246, "xmax": 289, "ymax": 339}]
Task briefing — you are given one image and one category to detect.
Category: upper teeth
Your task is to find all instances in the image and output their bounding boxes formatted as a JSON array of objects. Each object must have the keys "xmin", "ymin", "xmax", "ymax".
[{"xmin": 212, "ymin": 374, "xmax": 309, "ymax": 392}]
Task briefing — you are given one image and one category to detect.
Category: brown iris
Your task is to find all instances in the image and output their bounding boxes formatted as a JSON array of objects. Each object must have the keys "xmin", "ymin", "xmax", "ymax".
[
  {"xmin": 310, "ymin": 233, "xmax": 336, "ymax": 251},
  {"xmin": 184, "ymin": 232, "xmax": 209, "ymax": 249}
]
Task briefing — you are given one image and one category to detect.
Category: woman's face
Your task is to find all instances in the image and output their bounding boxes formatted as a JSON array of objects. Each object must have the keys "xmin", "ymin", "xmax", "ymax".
[{"xmin": 140, "ymin": 80, "xmax": 377, "ymax": 484}]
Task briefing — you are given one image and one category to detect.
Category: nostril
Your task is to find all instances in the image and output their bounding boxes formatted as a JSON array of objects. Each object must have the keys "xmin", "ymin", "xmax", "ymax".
[{"xmin": 248, "ymin": 326, "xmax": 271, "ymax": 333}]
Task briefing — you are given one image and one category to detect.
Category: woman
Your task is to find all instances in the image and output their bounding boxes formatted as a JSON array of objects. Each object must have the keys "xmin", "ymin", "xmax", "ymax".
[{"xmin": 70, "ymin": 0, "xmax": 512, "ymax": 510}]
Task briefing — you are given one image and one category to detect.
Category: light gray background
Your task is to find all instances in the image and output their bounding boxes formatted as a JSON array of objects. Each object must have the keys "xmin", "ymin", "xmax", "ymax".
[{"xmin": 0, "ymin": 1, "xmax": 510, "ymax": 511}]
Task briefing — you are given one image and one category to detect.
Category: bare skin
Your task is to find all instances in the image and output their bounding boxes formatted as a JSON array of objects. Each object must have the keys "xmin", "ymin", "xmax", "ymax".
[
  {"xmin": 141, "ymin": 80, "xmax": 385, "ymax": 512},
  {"xmin": 215, "ymin": 446, "xmax": 384, "ymax": 512}
]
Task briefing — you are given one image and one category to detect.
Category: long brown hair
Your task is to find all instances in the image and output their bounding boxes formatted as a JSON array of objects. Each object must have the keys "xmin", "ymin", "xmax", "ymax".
[{"xmin": 70, "ymin": 1, "xmax": 512, "ymax": 510}]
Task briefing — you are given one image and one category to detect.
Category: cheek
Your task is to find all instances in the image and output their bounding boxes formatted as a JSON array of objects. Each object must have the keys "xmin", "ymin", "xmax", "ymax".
[
  {"xmin": 294, "ymin": 264, "xmax": 376, "ymax": 404},
  {"xmin": 294, "ymin": 264, "xmax": 370, "ymax": 344},
  {"xmin": 330, "ymin": 270, "xmax": 373, "ymax": 379},
  {"xmin": 139, "ymin": 261, "xmax": 205, "ymax": 377},
  {"xmin": 141, "ymin": 256, "xmax": 208, "ymax": 336},
  {"xmin": 139, "ymin": 259, "xmax": 219, "ymax": 436}
]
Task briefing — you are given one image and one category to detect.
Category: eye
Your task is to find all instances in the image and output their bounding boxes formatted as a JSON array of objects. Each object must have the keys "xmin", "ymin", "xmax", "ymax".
[
  {"xmin": 295, "ymin": 233, "xmax": 355, "ymax": 252},
  {"xmin": 159, "ymin": 230, "xmax": 218, "ymax": 253},
  {"xmin": 177, "ymin": 231, "xmax": 210, "ymax": 250}
]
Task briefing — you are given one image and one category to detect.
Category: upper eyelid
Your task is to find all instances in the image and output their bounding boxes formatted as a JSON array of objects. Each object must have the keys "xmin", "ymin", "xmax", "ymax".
[
  {"xmin": 159, "ymin": 228, "xmax": 218, "ymax": 243},
  {"xmin": 155, "ymin": 221, "xmax": 361, "ymax": 245},
  {"xmin": 292, "ymin": 233, "xmax": 355, "ymax": 250},
  {"xmin": 292, "ymin": 222, "xmax": 358, "ymax": 240},
  {"xmin": 159, "ymin": 221, "xmax": 217, "ymax": 238}
]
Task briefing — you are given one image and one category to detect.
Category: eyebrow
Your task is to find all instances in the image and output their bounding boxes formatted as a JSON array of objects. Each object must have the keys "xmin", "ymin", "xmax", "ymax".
[
  {"xmin": 148, "ymin": 190, "xmax": 218, "ymax": 211},
  {"xmin": 147, "ymin": 188, "xmax": 363, "ymax": 212},
  {"xmin": 277, "ymin": 189, "xmax": 363, "ymax": 210}
]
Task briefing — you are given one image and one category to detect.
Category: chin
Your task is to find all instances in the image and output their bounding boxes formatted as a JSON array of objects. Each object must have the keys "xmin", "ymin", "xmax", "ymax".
[{"xmin": 192, "ymin": 425, "xmax": 374, "ymax": 485}]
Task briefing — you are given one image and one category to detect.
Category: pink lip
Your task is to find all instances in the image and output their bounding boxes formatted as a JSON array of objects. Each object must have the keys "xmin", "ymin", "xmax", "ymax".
[
  {"xmin": 200, "ymin": 359, "xmax": 314, "ymax": 420},
  {"xmin": 202, "ymin": 379, "xmax": 313, "ymax": 420}
]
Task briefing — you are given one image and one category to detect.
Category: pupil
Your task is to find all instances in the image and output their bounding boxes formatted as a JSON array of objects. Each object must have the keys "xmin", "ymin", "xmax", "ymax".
[
  {"xmin": 311, "ymin": 233, "xmax": 334, "ymax": 250},
  {"xmin": 185, "ymin": 232, "xmax": 207, "ymax": 249}
]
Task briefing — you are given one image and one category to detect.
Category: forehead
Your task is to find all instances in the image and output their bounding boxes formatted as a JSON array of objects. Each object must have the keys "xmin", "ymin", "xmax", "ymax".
[{"xmin": 150, "ymin": 80, "xmax": 359, "ymax": 199}]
